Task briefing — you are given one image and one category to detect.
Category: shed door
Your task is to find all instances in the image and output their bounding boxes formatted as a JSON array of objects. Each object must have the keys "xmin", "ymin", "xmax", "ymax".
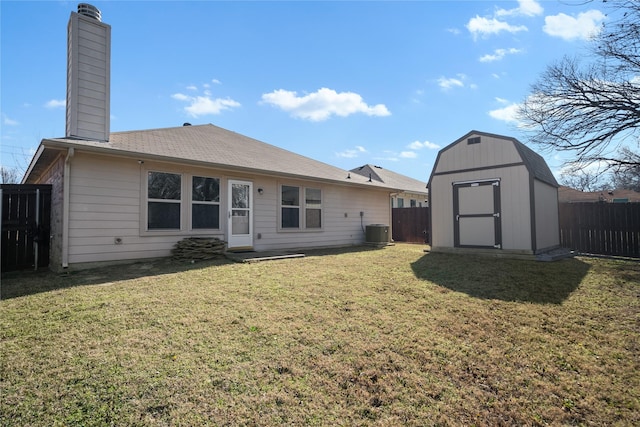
[{"xmin": 453, "ymin": 180, "xmax": 501, "ymax": 249}]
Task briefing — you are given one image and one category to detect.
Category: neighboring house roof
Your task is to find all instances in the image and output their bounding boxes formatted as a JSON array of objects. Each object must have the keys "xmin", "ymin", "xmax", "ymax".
[
  {"xmin": 429, "ymin": 130, "xmax": 559, "ymax": 188},
  {"xmin": 558, "ymin": 186, "xmax": 640, "ymax": 203},
  {"xmin": 350, "ymin": 164, "xmax": 427, "ymax": 195},
  {"xmin": 24, "ymin": 124, "xmax": 402, "ymax": 191}
]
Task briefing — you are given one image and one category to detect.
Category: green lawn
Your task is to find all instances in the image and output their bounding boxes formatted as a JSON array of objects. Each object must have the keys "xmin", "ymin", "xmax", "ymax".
[{"xmin": 1, "ymin": 244, "xmax": 638, "ymax": 426}]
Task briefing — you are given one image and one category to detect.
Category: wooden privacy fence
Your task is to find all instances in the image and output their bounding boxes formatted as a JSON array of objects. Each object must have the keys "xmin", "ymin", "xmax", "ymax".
[
  {"xmin": 392, "ymin": 207, "xmax": 430, "ymax": 244},
  {"xmin": 1, "ymin": 184, "xmax": 52, "ymax": 272},
  {"xmin": 559, "ymin": 202, "xmax": 640, "ymax": 258}
]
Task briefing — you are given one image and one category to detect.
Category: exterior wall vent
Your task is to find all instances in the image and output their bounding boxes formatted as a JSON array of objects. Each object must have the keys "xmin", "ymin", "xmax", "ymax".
[
  {"xmin": 467, "ymin": 137, "xmax": 481, "ymax": 145},
  {"xmin": 77, "ymin": 3, "xmax": 101, "ymax": 22}
]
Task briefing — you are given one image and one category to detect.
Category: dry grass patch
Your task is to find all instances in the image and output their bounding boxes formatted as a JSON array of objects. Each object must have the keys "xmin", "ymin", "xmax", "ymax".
[{"xmin": 1, "ymin": 244, "xmax": 638, "ymax": 426}]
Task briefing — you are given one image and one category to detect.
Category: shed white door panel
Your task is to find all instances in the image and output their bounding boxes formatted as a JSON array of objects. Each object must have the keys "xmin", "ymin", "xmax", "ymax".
[
  {"xmin": 453, "ymin": 180, "xmax": 501, "ymax": 249},
  {"xmin": 458, "ymin": 217, "xmax": 496, "ymax": 246}
]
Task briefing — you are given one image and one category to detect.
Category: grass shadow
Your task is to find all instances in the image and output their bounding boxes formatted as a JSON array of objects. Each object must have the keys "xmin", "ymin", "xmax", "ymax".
[
  {"xmin": 0, "ymin": 257, "xmax": 234, "ymax": 300},
  {"xmin": 411, "ymin": 252, "xmax": 591, "ymax": 304},
  {"xmin": 0, "ymin": 245, "xmax": 383, "ymax": 300}
]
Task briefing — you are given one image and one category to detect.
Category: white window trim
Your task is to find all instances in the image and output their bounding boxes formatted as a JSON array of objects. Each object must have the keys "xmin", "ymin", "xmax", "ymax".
[
  {"xmin": 146, "ymin": 170, "xmax": 183, "ymax": 232},
  {"xmin": 140, "ymin": 168, "xmax": 223, "ymax": 236},
  {"xmin": 278, "ymin": 183, "xmax": 324, "ymax": 232},
  {"xmin": 190, "ymin": 175, "xmax": 221, "ymax": 231}
]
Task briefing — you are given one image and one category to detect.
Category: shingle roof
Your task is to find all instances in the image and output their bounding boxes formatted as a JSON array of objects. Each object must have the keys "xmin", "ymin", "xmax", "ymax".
[
  {"xmin": 350, "ymin": 164, "xmax": 428, "ymax": 194},
  {"xmin": 428, "ymin": 130, "xmax": 558, "ymax": 188},
  {"xmin": 27, "ymin": 124, "xmax": 399, "ymax": 190},
  {"xmin": 558, "ymin": 186, "xmax": 640, "ymax": 203}
]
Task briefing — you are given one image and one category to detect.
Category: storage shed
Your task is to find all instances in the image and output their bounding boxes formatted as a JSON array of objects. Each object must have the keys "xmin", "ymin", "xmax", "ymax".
[{"xmin": 427, "ymin": 131, "xmax": 560, "ymax": 257}]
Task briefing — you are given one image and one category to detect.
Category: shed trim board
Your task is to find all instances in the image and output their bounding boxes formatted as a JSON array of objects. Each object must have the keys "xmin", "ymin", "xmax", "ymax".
[{"xmin": 431, "ymin": 162, "xmax": 526, "ymax": 178}]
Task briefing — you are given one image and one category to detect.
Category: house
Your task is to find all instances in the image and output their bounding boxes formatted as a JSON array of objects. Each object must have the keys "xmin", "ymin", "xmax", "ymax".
[
  {"xmin": 428, "ymin": 131, "xmax": 560, "ymax": 257},
  {"xmin": 558, "ymin": 186, "xmax": 640, "ymax": 203},
  {"xmin": 350, "ymin": 164, "xmax": 428, "ymax": 208},
  {"xmin": 20, "ymin": 4, "xmax": 404, "ymax": 270}
]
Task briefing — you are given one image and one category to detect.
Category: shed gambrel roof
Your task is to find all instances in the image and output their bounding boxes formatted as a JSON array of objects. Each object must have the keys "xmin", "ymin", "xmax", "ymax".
[
  {"xmin": 25, "ymin": 124, "xmax": 401, "ymax": 190},
  {"xmin": 428, "ymin": 130, "xmax": 558, "ymax": 187},
  {"xmin": 350, "ymin": 164, "xmax": 428, "ymax": 195}
]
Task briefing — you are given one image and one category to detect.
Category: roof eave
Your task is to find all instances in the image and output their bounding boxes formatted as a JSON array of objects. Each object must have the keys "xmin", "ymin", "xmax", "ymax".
[{"xmin": 39, "ymin": 138, "xmax": 399, "ymax": 191}]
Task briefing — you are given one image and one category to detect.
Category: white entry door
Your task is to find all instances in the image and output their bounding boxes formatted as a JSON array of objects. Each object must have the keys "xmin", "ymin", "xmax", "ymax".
[{"xmin": 227, "ymin": 180, "xmax": 253, "ymax": 250}]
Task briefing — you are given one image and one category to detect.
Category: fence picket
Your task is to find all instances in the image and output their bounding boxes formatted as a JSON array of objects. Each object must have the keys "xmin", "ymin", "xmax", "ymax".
[{"xmin": 559, "ymin": 202, "xmax": 640, "ymax": 258}]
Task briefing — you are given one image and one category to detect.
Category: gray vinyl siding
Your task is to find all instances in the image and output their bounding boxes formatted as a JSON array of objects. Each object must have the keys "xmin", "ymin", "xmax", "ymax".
[
  {"xmin": 67, "ymin": 153, "xmax": 144, "ymax": 264},
  {"xmin": 252, "ymin": 178, "xmax": 390, "ymax": 251},
  {"xmin": 65, "ymin": 152, "xmax": 391, "ymax": 266},
  {"xmin": 66, "ymin": 12, "xmax": 110, "ymax": 141}
]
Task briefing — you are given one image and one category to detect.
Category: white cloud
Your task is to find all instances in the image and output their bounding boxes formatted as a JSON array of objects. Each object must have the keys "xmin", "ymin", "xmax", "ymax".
[
  {"xmin": 408, "ymin": 140, "xmax": 440, "ymax": 150},
  {"xmin": 438, "ymin": 74, "xmax": 471, "ymax": 91},
  {"xmin": 260, "ymin": 88, "xmax": 391, "ymax": 121},
  {"xmin": 2, "ymin": 114, "xmax": 19, "ymax": 126},
  {"xmin": 172, "ymin": 93, "xmax": 241, "ymax": 117},
  {"xmin": 543, "ymin": 10, "xmax": 605, "ymax": 41},
  {"xmin": 479, "ymin": 47, "xmax": 523, "ymax": 63},
  {"xmin": 400, "ymin": 151, "xmax": 417, "ymax": 159},
  {"xmin": 45, "ymin": 99, "xmax": 65, "ymax": 109},
  {"xmin": 438, "ymin": 77, "xmax": 463, "ymax": 90},
  {"xmin": 186, "ymin": 85, "xmax": 198, "ymax": 91},
  {"xmin": 489, "ymin": 103, "xmax": 521, "ymax": 123},
  {"xmin": 211, "ymin": 79, "xmax": 221, "ymax": 85},
  {"xmin": 336, "ymin": 145, "xmax": 367, "ymax": 158},
  {"xmin": 466, "ymin": 16, "xmax": 528, "ymax": 40},
  {"xmin": 496, "ymin": 0, "xmax": 543, "ymax": 18}
]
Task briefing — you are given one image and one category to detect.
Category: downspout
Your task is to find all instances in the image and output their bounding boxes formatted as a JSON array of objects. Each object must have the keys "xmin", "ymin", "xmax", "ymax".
[
  {"xmin": 62, "ymin": 147, "xmax": 74, "ymax": 268},
  {"xmin": 389, "ymin": 192, "xmax": 398, "ymax": 242}
]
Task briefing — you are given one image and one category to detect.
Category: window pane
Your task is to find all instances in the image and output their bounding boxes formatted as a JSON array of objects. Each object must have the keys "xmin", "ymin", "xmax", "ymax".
[
  {"xmin": 282, "ymin": 185, "xmax": 299, "ymax": 206},
  {"xmin": 193, "ymin": 176, "xmax": 219, "ymax": 202},
  {"xmin": 305, "ymin": 188, "xmax": 321, "ymax": 207},
  {"xmin": 232, "ymin": 211, "xmax": 249, "ymax": 234},
  {"xmin": 148, "ymin": 172, "xmax": 181, "ymax": 200},
  {"xmin": 397, "ymin": 198, "xmax": 404, "ymax": 208},
  {"xmin": 306, "ymin": 208, "xmax": 321, "ymax": 228},
  {"xmin": 192, "ymin": 204, "xmax": 220, "ymax": 229},
  {"xmin": 148, "ymin": 202, "xmax": 180, "ymax": 229},
  {"xmin": 232, "ymin": 183, "xmax": 250, "ymax": 209},
  {"xmin": 281, "ymin": 207, "xmax": 299, "ymax": 228}
]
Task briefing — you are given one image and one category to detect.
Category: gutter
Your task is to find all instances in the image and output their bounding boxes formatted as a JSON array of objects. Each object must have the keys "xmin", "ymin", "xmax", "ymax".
[
  {"xmin": 40, "ymin": 138, "xmax": 400, "ymax": 192},
  {"xmin": 62, "ymin": 147, "xmax": 74, "ymax": 268}
]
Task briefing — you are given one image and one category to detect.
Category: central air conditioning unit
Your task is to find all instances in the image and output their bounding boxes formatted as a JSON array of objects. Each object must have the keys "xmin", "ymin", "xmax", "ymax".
[{"xmin": 365, "ymin": 224, "xmax": 389, "ymax": 245}]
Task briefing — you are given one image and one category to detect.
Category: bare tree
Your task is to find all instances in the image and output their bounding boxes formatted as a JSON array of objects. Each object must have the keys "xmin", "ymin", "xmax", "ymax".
[
  {"xmin": 518, "ymin": 0, "xmax": 640, "ymax": 171},
  {"xmin": 560, "ymin": 167, "xmax": 608, "ymax": 192},
  {"xmin": 609, "ymin": 147, "xmax": 640, "ymax": 191},
  {"xmin": 1, "ymin": 166, "xmax": 20, "ymax": 184}
]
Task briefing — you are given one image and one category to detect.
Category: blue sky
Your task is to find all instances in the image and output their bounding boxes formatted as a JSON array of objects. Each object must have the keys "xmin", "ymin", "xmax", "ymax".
[{"xmin": 1, "ymin": 0, "xmax": 607, "ymax": 182}]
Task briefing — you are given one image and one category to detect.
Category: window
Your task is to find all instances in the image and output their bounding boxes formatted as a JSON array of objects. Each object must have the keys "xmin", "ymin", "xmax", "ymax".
[
  {"xmin": 280, "ymin": 185, "xmax": 322, "ymax": 229},
  {"xmin": 281, "ymin": 185, "xmax": 300, "ymax": 228},
  {"xmin": 305, "ymin": 188, "xmax": 322, "ymax": 228},
  {"xmin": 397, "ymin": 198, "xmax": 404, "ymax": 208},
  {"xmin": 410, "ymin": 199, "xmax": 417, "ymax": 208},
  {"xmin": 467, "ymin": 136, "xmax": 481, "ymax": 145},
  {"xmin": 147, "ymin": 171, "xmax": 181, "ymax": 230},
  {"xmin": 192, "ymin": 176, "xmax": 220, "ymax": 229}
]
